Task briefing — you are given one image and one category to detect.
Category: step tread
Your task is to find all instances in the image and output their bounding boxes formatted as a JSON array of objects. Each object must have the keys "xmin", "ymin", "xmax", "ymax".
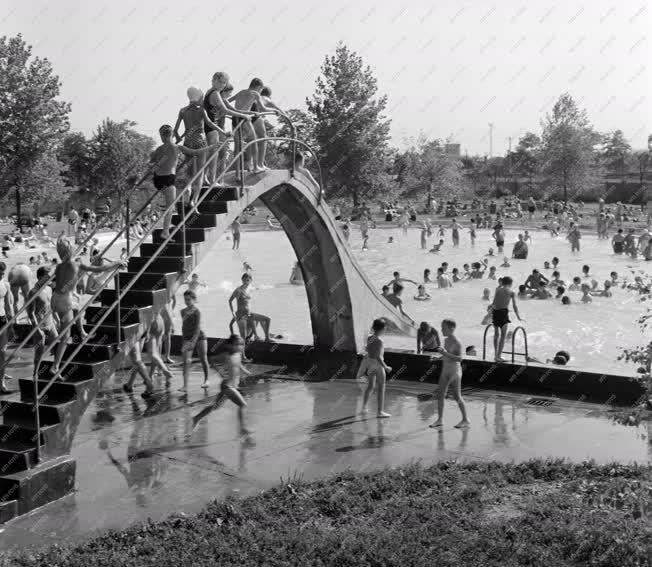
[{"xmin": 0, "ymin": 441, "xmax": 37, "ymax": 453}]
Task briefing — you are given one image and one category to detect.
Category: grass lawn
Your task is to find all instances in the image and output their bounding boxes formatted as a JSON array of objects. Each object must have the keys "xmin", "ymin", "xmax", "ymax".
[{"xmin": 2, "ymin": 460, "xmax": 650, "ymax": 567}]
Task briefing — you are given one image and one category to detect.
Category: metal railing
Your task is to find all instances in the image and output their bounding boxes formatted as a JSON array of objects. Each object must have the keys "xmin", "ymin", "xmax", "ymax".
[
  {"xmin": 23, "ymin": 122, "xmax": 321, "ymax": 462},
  {"xmin": 482, "ymin": 324, "xmax": 529, "ymax": 363}
]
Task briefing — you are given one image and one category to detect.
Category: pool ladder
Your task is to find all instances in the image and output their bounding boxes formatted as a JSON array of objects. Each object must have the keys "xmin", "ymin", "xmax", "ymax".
[{"xmin": 482, "ymin": 325, "xmax": 529, "ymax": 363}]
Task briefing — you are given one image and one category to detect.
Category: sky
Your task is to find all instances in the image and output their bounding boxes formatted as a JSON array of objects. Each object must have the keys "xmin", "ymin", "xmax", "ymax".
[{"xmin": 3, "ymin": 0, "xmax": 650, "ymax": 155}]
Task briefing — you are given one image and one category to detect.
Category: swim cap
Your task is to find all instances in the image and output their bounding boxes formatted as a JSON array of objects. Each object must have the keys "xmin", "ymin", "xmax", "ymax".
[{"xmin": 187, "ymin": 87, "xmax": 203, "ymax": 102}]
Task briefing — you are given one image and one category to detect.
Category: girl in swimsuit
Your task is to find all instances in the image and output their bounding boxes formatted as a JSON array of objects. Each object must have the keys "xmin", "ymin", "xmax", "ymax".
[
  {"xmin": 356, "ymin": 318, "xmax": 392, "ymax": 417},
  {"xmin": 173, "ymin": 87, "xmax": 225, "ymax": 208}
]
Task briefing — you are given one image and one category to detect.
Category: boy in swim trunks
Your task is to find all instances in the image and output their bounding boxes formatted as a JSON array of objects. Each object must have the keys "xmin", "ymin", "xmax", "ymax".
[
  {"xmin": 229, "ymin": 78, "xmax": 275, "ymax": 174},
  {"xmin": 490, "ymin": 276, "xmax": 522, "ymax": 362},
  {"xmin": 429, "ymin": 319, "xmax": 469, "ymax": 429},
  {"xmin": 180, "ymin": 290, "xmax": 209, "ymax": 392},
  {"xmin": 356, "ymin": 318, "xmax": 392, "ymax": 417},
  {"xmin": 51, "ymin": 235, "xmax": 126, "ymax": 375},
  {"xmin": 150, "ymin": 124, "xmax": 220, "ymax": 238},
  {"xmin": 0, "ymin": 262, "xmax": 14, "ymax": 394},
  {"xmin": 27, "ymin": 266, "xmax": 58, "ymax": 379}
]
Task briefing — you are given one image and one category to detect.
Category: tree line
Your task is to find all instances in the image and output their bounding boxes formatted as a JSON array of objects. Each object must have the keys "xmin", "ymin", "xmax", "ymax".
[{"xmin": 1, "ymin": 35, "xmax": 648, "ymax": 219}]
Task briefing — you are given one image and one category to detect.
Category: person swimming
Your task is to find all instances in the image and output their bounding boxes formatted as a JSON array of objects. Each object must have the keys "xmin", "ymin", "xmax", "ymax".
[{"xmin": 414, "ymin": 285, "xmax": 431, "ymax": 301}]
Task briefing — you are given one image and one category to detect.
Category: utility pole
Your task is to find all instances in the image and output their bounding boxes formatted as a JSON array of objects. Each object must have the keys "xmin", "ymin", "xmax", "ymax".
[{"xmin": 488, "ymin": 123, "xmax": 494, "ymax": 158}]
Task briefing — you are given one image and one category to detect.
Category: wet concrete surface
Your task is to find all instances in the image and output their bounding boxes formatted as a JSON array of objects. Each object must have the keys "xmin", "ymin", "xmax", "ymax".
[{"xmin": 0, "ymin": 352, "xmax": 650, "ymax": 552}]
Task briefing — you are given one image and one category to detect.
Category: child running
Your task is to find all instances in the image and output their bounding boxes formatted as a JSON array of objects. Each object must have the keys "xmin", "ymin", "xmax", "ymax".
[
  {"xmin": 356, "ymin": 318, "xmax": 392, "ymax": 418},
  {"xmin": 180, "ymin": 290, "xmax": 209, "ymax": 392},
  {"xmin": 190, "ymin": 334, "xmax": 252, "ymax": 436},
  {"xmin": 490, "ymin": 276, "xmax": 522, "ymax": 362},
  {"xmin": 429, "ymin": 319, "xmax": 470, "ymax": 429}
]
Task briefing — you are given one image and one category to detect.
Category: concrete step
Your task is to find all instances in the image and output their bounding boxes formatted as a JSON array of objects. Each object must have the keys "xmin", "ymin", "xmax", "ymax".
[
  {"xmin": 171, "ymin": 212, "xmax": 218, "ymax": 229},
  {"xmin": 0, "ymin": 455, "xmax": 75, "ymax": 516},
  {"xmin": 117, "ymin": 271, "xmax": 178, "ymax": 293},
  {"xmin": 200, "ymin": 185, "xmax": 239, "ymax": 202},
  {"xmin": 140, "ymin": 242, "xmax": 195, "ymax": 258},
  {"xmin": 85, "ymin": 305, "xmax": 152, "ymax": 327},
  {"xmin": 81, "ymin": 323, "xmax": 140, "ymax": 345},
  {"xmin": 0, "ymin": 443, "xmax": 38, "ymax": 475},
  {"xmin": 18, "ymin": 377, "xmax": 95, "ymax": 404},
  {"xmin": 38, "ymin": 359, "xmax": 106, "ymax": 383},
  {"xmin": 0, "ymin": 400, "xmax": 67, "ymax": 427},
  {"xmin": 128, "ymin": 255, "xmax": 192, "ymax": 274},
  {"xmin": 177, "ymin": 199, "xmax": 228, "ymax": 215},
  {"xmin": 0, "ymin": 499, "xmax": 18, "ymax": 524},
  {"xmin": 0, "ymin": 423, "xmax": 52, "ymax": 446},
  {"xmin": 152, "ymin": 227, "xmax": 209, "ymax": 244},
  {"xmin": 99, "ymin": 288, "xmax": 168, "ymax": 309},
  {"xmin": 63, "ymin": 342, "xmax": 116, "ymax": 362}
]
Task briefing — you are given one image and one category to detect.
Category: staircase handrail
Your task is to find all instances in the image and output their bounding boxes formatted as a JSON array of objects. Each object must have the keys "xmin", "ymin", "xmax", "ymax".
[
  {"xmin": 0, "ymin": 163, "xmax": 159, "ymax": 338},
  {"xmin": 32, "ymin": 121, "xmax": 269, "ymax": 399}
]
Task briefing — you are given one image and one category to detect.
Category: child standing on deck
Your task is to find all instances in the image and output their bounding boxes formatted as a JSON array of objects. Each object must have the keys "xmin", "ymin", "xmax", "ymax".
[
  {"xmin": 190, "ymin": 334, "xmax": 252, "ymax": 436},
  {"xmin": 429, "ymin": 319, "xmax": 470, "ymax": 429},
  {"xmin": 180, "ymin": 290, "xmax": 209, "ymax": 392},
  {"xmin": 356, "ymin": 318, "xmax": 392, "ymax": 418}
]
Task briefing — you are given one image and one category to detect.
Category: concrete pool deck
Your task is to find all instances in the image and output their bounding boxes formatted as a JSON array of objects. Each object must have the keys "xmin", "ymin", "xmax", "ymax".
[{"xmin": 0, "ymin": 357, "xmax": 649, "ymax": 552}]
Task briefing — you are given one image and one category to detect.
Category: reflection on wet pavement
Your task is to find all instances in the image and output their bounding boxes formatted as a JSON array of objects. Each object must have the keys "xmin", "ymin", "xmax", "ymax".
[{"xmin": 0, "ymin": 369, "xmax": 649, "ymax": 551}]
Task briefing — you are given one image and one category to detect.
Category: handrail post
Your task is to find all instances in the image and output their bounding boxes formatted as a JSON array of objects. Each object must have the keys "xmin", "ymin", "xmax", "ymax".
[
  {"xmin": 482, "ymin": 324, "xmax": 491, "ymax": 360},
  {"xmin": 125, "ymin": 194, "xmax": 131, "ymax": 255},
  {"xmin": 181, "ymin": 187, "xmax": 187, "ymax": 271},
  {"xmin": 238, "ymin": 128, "xmax": 245, "ymax": 198},
  {"xmin": 33, "ymin": 370, "xmax": 41, "ymax": 464},
  {"xmin": 115, "ymin": 272, "xmax": 122, "ymax": 353}
]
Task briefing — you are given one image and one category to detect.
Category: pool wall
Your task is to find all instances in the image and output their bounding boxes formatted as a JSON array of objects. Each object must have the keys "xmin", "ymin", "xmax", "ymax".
[
  {"xmin": 171, "ymin": 335, "xmax": 646, "ymax": 406},
  {"xmin": 8, "ymin": 324, "xmax": 645, "ymax": 406}
]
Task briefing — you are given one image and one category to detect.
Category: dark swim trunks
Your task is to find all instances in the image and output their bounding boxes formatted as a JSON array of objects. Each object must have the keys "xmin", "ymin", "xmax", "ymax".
[
  {"xmin": 613, "ymin": 241, "xmax": 624, "ymax": 254},
  {"xmin": 496, "ymin": 240, "xmax": 505, "ymax": 247},
  {"xmin": 492, "ymin": 308, "xmax": 510, "ymax": 328},
  {"xmin": 153, "ymin": 174, "xmax": 176, "ymax": 190},
  {"xmin": 528, "ymin": 206, "xmax": 535, "ymax": 213}
]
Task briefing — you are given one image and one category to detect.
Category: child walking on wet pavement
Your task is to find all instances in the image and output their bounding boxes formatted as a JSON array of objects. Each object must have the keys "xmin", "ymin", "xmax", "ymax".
[
  {"xmin": 356, "ymin": 318, "xmax": 392, "ymax": 418},
  {"xmin": 429, "ymin": 319, "xmax": 470, "ymax": 429},
  {"xmin": 180, "ymin": 290, "xmax": 209, "ymax": 393},
  {"xmin": 189, "ymin": 334, "xmax": 251, "ymax": 436}
]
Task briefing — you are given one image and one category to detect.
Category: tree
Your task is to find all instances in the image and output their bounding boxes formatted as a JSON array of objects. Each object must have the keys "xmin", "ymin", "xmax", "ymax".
[
  {"xmin": 307, "ymin": 43, "xmax": 392, "ymax": 205},
  {"xmin": 510, "ymin": 132, "xmax": 541, "ymax": 191},
  {"xmin": 59, "ymin": 132, "xmax": 92, "ymax": 190},
  {"xmin": 87, "ymin": 119, "xmax": 155, "ymax": 202},
  {"xmin": 0, "ymin": 34, "xmax": 70, "ymax": 222},
  {"xmin": 601, "ymin": 129, "xmax": 631, "ymax": 180},
  {"xmin": 539, "ymin": 93, "xmax": 602, "ymax": 202},
  {"xmin": 399, "ymin": 138, "xmax": 463, "ymax": 209},
  {"xmin": 11, "ymin": 150, "xmax": 69, "ymax": 215}
]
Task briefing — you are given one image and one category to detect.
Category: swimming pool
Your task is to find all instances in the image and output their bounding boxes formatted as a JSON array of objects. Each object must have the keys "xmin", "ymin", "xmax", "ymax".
[{"xmin": 173, "ymin": 225, "xmax": 651, "ymax": 376}]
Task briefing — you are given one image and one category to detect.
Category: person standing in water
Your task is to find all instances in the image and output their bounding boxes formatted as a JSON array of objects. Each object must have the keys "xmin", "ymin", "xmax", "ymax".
[
  {"xmin": 0, "ymin": 262, "xmax": 14, "ymax": 395},
  {"xmin": 356, "ymin": 318, "xmax": 392, "ymax": 418},
  {"xmin": 567, "ymin": 222, "xmax": 581, "ymax": 253},
  {"xmin": 228, "ymin": 273, "xmax": 273, "ymax": 344},
  {"xmin": 173, "ymin": 87, "xmax": 226, "ymax": 209},
  {"xmin": 231, "ymin": 217, "xmax": 241, "ymax": 250},
  {"xmin": 450, "ymin": 218, "xmax": 462, "ymax": 247},
  {"xmin": 429, "ymin": 319, "xmax": 470, "ymax": 429}
]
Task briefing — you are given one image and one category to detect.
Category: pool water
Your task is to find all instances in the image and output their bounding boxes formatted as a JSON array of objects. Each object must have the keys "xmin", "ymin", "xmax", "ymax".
[{"xmin": 173, "ymin": 226, "xmax": 651, "ymax": 376}]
